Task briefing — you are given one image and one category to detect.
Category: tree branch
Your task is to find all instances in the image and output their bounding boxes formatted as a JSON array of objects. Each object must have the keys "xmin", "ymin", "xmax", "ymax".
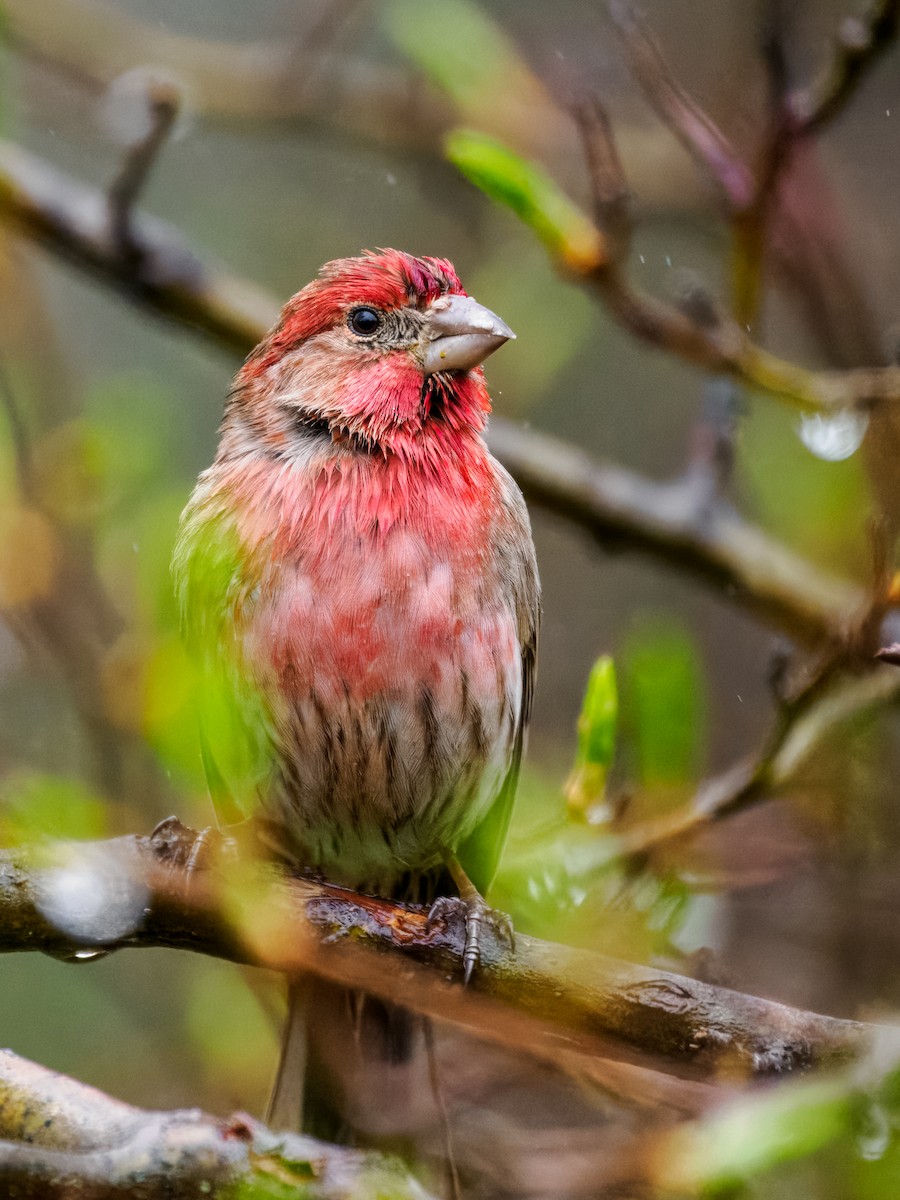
[
  {"xmin": 0, "ymin": 138, "xmax": 278, "ymax": 355},
  {"xmin": 0, "ymin": 1048, "xmax": 432, "ymax": 1200},
  {"xmin": 0, "ymin": 826, "xmax": 873, "ymax": 1083},
  {"xmin": 487, "ymin": 418, "xmax": 875, "ymax": 648}
]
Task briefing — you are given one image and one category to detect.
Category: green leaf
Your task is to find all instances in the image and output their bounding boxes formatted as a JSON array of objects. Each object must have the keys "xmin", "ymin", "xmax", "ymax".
[
  {"xmin": 445, "ymin": 129, "xmax": 604, "ymax": 270},
  {"xmin": 566, "ymin": 655, "xmax": 618, "ymax": 819},
  {"xmin": 576, "ymin": 656, "xmax": 618, "ymax": 769}
]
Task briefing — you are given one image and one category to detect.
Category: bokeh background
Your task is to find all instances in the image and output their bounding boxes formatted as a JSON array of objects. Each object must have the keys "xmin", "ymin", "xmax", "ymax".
[{"xmin": 1, "ymin": 1, "xmax": 900, "ymax": 1196}]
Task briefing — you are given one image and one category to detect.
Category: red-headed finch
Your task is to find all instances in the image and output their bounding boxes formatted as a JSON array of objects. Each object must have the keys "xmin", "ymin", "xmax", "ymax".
[{"xmin": 174, "ymin": 250, "xmax": 539, "ymax": 1130}]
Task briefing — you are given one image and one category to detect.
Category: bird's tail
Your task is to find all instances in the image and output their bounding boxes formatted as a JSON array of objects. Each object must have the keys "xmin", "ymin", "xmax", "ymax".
[
  {"xmin": 267, "ymin": 977, "xmax": 421, "ymax": 1138},
  {"xmin": 266, "ymin": 978, "xmax": 311, "ymax": 1132}
]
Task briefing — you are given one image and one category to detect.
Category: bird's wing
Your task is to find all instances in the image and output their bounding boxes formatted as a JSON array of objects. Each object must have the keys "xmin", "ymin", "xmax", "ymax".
[
  {"xmin": 172, "ymin": 505, "xmax": 276, "ymax": 826},
  {"xmin": 457, "ymin": 472, "xmax": 540, "ymax": 896}
]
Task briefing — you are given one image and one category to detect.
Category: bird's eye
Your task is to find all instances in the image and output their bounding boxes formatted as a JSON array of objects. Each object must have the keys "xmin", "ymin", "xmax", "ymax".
[{"xmin": 348, "ymin": 307, "xmax": 382, "ymax": 337}]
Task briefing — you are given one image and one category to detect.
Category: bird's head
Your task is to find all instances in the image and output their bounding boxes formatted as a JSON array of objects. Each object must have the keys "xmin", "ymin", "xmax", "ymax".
[{"xmin": 229, "ymin": 250, "xmax": 514, "ymax": 457}]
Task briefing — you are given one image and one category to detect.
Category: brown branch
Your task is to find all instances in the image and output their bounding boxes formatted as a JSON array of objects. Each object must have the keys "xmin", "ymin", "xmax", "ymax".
[
  {"xmin": 572, "ymin": 161, "xmax": 900, "ymax": 412},
  {"xmin": 0, "ymin": 1049, "xmax": 431, "ymax": 1200},
  {"xmin": 571, "ymin": 96, "xmax": 632, "ymax": 260},
  {"xmin": 0, "ymin": 827, "xmax": 873, "ymax": 1082},
  {"xmin": 487, "ymin": 418, "xmax": 877, "ymax": 649},
  {"xmin": 607, "ymin": 0, "xmax": 756, "ymax": 210},
  {"xmin": 0, "ymin": 139, "xmax": 279, "ymax": 355}
]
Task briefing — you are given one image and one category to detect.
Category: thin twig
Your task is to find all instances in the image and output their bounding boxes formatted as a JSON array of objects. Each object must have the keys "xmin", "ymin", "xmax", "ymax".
[
  {"xmin": 788, "ymin": 0, "xmax": 900, "ymax": 133},
  {"xmin": 607, "ymin": 0, "xmax": 756, "ymax": 210},
  {"xmin": 571, "ymin": 95, "xmax": 632, "ymax": 260},
  {"xmin": 0, "ymin": 351, "xmax": 33, "ymax": 500},
  {"xmin": 614, "ymin": 665, "xmax": 900, "ymax": 857},
  {"xmin": 107, "ymin": 78, "xmax": 180, "ymax": 263}
]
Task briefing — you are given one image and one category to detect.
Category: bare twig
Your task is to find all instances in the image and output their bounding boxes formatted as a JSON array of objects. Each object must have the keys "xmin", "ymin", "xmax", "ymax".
[
  {"xmin": 0, "ymin": 828, "xmax": 874, "ymax": 1081},
  {"xmin": 107, "ymin": 78, "xmax": 180, "ymax": 263},
  {"xmin": 0, "ymin": 1049, "xmax": 431, "ymax": 1200},
  {"xmin": 607, "ymin": 0, "xmax": 756, "ymax": 210},
  {"xmin": 572, "ymin": 96, "xmax": 632, "ymax": 259},
  {"xmin": 614, "ymin": 664, "xmax": 900, "ymax": 857},
  {"xmin": 788, "ymin": 0, "xmax": 900, "ymax": 133},
  {"xmin": 0, "ymin": 352, "xmax": 34, "ymax": 500}
]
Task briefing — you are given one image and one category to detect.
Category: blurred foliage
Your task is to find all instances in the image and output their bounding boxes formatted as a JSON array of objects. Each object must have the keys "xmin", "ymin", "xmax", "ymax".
[
  {"xmin": 495, "ymin": 650, "xmax": 695, "ymax": 961},
  {"xmin": 0, "ymin": 772, "xmax": 107, "ymax": 844},
  {"xmin": 383, "ymin": 0, "xmax": 532, "ymax": 120},
  {"xmin": 655, "ymin": 1037, "xmax": 900, "ymax": 1196},
  {"xmin": 185, "ymin": 961, "xmax": 277, "ymax": 1100},
  {"xmin": 620, "ymin": 614, "xmax": 707, "ymax": 791}
]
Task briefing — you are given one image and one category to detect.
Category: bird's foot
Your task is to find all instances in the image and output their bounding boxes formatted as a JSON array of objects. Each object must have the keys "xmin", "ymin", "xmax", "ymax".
[
  {"xmin": 426, "ymin": 892, "xmax": 514, "ymax": 984},
  {"xmin": 148, "ymin": 817, "xmax": 238, "ymax": 896}
]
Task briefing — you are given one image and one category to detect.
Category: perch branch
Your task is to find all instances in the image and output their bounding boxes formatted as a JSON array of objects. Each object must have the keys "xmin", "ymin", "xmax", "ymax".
[
  {"xmin": 0, "ymin": 827, "xmax": 873, "ymax": 1082},
  {"xmin": 0, "ymin": 1048, "xmax": 431, "ymax": 1200},
  {"xmin": 0, "ymin": 137, "xmax": 878, "ymax": 651}
]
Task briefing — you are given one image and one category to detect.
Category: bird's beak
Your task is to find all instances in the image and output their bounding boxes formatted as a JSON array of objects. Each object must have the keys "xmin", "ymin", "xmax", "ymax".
[{"xmin": 422, "ymin": 294, "xmax": 515, "ymax": 376}]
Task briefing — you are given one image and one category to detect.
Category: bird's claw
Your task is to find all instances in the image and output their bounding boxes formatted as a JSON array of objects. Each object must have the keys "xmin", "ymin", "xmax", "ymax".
[{"xmin": 425, "ymin": 894, "xmax": 515, "ymax": 984}]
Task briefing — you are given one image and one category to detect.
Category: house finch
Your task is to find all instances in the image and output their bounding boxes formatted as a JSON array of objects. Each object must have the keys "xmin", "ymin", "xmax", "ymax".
[{"xmin": 173, "ymin": 249, "xmax": 539, "ymax": 1130}]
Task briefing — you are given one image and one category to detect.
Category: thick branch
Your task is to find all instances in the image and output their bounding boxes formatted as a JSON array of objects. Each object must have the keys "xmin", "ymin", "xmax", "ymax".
[
  {"xmin": 0, "ymin": 829, "xmax": 872, "ymax": 1083},
  {"xmin": 0, "ymin": 1049, "xmax": 431, "ymax": 1200}
]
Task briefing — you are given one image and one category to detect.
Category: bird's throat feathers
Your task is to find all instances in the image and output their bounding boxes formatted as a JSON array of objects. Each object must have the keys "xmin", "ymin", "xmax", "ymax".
[
  {"xmin": 233, "ymin": 349, "xmax": 491, "ymax": 454},
  {"xmin": 211, "ymin": 367, "xmax": 497, "ymax": 554}
]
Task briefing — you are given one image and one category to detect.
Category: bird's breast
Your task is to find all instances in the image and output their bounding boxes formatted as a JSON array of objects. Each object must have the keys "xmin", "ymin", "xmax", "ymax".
[{"xmin": 232, "ymin": 455, "xmax": 523, "ymax": 883}]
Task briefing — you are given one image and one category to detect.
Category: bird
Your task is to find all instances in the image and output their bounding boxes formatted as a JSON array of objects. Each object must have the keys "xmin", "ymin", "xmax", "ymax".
[{"xmin": 173, "ymin": 249, "xmax": 539, "ymax": 1133}]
